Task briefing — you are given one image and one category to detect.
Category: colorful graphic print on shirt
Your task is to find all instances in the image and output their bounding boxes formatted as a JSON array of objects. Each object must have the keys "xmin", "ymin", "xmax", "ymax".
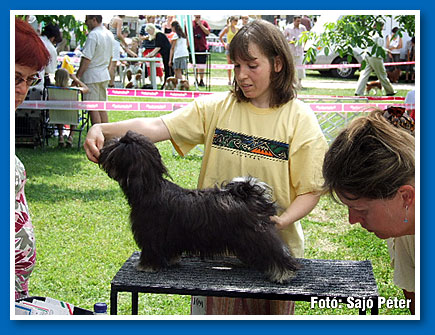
[{"xmin": 212, "ymin": 128, "xmax": 289, "ymax": 161}]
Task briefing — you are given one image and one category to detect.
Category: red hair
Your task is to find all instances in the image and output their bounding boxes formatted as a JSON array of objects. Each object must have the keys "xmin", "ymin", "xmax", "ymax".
[{"xmin": 15, "ymin": 17, "xmax": 50, "ymax": 71}]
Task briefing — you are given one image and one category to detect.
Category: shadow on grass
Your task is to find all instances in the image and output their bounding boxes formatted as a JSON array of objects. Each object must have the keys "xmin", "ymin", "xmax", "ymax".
[
  {"xmin": 25, "ymin": 181, "xmax": 122, "ymax": 203},
  {"xmin": 16, "ymin": 145, "xmax": 91, "ymax": 178}
]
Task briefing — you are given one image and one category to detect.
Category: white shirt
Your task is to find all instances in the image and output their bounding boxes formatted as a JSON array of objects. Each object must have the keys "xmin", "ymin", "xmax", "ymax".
[
  {"xmin": 284, "ymin": 23, "xmax": 306, "ymax": 57},
  {"xmin": 40, "ymin": 35, "xmax": 58, "ymax": 74},
  {"xmin": 172, "ymin": 34, "xmax": 189, "ymax": 59},
  {"xmin": 81, "ymin": 25, "xmax": 114, "ymax": 84},
  {"xmin": 34, "ymin": 35, "xmax": 58, "ymax": 90}
]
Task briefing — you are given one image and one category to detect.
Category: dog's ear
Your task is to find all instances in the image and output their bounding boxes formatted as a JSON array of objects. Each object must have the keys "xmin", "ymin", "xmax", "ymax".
[{"xmin": 99, "ymin": 131, "xmax": 169, "ymax": 203}]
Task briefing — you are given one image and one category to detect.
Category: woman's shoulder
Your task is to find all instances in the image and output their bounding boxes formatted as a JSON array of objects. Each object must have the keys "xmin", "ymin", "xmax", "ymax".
[
  {"xmin": 196, "ymin": 91, "xmax": 235, "ymax": 106},
  {"xmin": 281, "ymin": 99, "xmax": 318, "ymax": 121}
]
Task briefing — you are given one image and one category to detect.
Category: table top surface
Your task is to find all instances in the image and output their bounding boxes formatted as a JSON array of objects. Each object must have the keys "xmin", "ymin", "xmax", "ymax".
[{"xmin": 111, "ymin": 252, "xmax": 379, "ymax": 301}]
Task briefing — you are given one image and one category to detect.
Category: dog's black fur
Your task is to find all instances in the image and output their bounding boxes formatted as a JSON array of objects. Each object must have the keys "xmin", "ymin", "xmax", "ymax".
[{"xmin": 99, "ymin": 131, "xmax": 300, "ymax": 283}]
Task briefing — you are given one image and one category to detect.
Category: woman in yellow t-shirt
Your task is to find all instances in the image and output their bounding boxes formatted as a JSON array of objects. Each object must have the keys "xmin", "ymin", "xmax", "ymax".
[{"xmin": 84, "ymin": 20, "xmax": 328, "ymax": 315}]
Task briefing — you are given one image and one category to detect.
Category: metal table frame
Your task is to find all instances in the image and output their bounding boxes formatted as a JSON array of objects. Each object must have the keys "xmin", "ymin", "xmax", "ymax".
[{"xmin": 110, "ymin": 252, "xmax": 379, "ymax": 315}]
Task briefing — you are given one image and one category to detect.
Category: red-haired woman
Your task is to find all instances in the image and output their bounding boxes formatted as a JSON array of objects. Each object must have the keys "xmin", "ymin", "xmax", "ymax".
[{"xmin": 15, "ymin": 17, "xmax": 50, "ymax": 299}]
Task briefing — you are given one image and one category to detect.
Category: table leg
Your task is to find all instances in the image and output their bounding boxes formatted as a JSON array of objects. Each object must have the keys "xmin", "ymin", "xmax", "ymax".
[
  {"xmin": 371, "ymin": 297, "xmax": 379, "ymax": 315},
  {"xmin": 132, "ymin": 291, "xmax": 139, "ymax": 315},
  {"xmin": 119, "ymin": 64, "xmax": 125, "ymax": 87},
  {"xmin": 150, "ymin": 62, "xmax": 157, "ymax": 90},
  {"xmin": 110, "ymin": 289, "xmax": 118, "ymax": 315}
]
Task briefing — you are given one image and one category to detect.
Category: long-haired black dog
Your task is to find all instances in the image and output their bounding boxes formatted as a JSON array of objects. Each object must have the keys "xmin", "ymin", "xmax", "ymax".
[{"xmin": 99, "ymin": 130, "xmax": 299, "ymax": 283}]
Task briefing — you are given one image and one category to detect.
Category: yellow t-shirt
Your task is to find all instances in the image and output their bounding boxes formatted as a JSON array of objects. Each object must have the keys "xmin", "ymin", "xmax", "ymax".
[{"xmin": 162, "ymin": 92, "xmax": 328, "ymax": 257}]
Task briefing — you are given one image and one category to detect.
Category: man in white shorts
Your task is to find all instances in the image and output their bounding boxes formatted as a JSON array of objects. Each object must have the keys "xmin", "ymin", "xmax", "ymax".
[{"xmin": 76, "ymin": 15, "xmax": 114, "ymax": 125}]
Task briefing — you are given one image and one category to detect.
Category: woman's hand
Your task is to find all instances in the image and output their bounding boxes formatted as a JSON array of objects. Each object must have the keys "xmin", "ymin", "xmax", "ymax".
[
  {"xmin": 84, "ymin": 124, "xmax": 105, "ymax": 163},
  {"xmin": 271, "ymin": 215, "xmax": 289, "ymax": 230}
]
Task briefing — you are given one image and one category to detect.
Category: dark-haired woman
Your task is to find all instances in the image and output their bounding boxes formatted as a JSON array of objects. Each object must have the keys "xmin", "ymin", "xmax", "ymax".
[
  {"xmin": 169, "ymin": 21, "xmax": 189, "ymax": 83},
  {"xmin": 85, "ymin": 20, "xmax": 328, "ymax": 314}
]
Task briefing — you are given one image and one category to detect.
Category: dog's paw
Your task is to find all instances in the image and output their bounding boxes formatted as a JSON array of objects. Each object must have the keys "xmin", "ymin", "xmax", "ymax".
[
  {"xmin": 267, "ymin": 267, "xmax": 297, "ymax": 284},
  {"xmin": 168, "ymin": 255, "xmax": 182, "ymax": 266},
  {"xmin": 136, "ymin": 262, "xmax": 160, "ymax": 273}
]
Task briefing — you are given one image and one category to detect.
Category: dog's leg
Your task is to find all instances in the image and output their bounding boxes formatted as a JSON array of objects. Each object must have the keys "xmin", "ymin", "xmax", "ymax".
[
  {"xmin": 136, "ymin": 251, "xmax": 161, "ymax": 272},
  {"xmin": 233, "ymin": 226, "xmax": 299, "ymax": 283}
]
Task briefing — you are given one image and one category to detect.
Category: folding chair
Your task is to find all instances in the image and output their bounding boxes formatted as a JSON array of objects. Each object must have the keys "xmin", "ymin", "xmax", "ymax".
[
  {"xmin": 46, "ymin": 86, "xmax": 89, "ymax": 149},
  {"xmin": 15, "ymin": 86, "xmax": 47, "ymax": 148}
]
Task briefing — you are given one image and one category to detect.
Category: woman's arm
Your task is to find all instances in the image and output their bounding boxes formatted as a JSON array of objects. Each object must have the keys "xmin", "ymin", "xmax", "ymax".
[
  {"xmin": 148, "ymin": 47, "xmax": 162, "ymax": 58},
  {"xmin": 69, "ymin": 73, "xmax": 89, "ymax": 94},
  {"xmin": 84, "ymin": 117, "xmax": 171, "ymax": 163},
  {"xmin": 169, "ymin": 39, "xmax": 177, "ymax": 66},
  {"xmin": 272, "ymin": 192, "xmax": 321, "ymax": 229},
  {"xmin": 219, "ymin": 27, "xmax": 228, "ymax": 48}
]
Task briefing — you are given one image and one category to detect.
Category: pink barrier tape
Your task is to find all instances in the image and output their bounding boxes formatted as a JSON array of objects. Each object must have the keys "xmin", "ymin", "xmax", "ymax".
[
  {"xmin": 58, "ymin": 55, "xmax": 415, "ymax": 71},
  {"xmin": 207, "ymin": 42, "xmax": 225, "ymax": 47},
  {"xmin": 299, "ymin": 61, "xmax": 415, "ymax": 70},
  {"xmin": 107, "ymin": 88, "xmax": 406, "ymax": 102},
  {"xmin": 20, "ymin": 100, "xmax": 412, "ymax": 113},
  {"xmin": 107, "ymin": 88, "xmax": 212, "ymax": 99},
  {"xmin": 188, "ymin": 61, "xmax": 415, "ymax": 70}
]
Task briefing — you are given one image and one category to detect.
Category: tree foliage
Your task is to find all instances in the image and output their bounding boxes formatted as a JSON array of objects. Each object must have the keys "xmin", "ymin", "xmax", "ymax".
[
  {"xmin": 17, "ymin": 15, "xmax": 88, "ymax": 48},
  {"xmin": 302, "ymin": 15, "xmax": 415, "ymax": 65}
]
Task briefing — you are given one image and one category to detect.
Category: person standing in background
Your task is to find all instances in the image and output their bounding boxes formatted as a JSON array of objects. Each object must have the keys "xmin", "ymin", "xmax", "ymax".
[
  {"xmin": 219, "ymin": 16, "xmax": 239, "ymax": 85},
  {"xmin": 284, "ymin": 16, "xmax": 306, "ymax": 89},
  {"xmin": 76, "ymin": 15, "xmax": 114, "ymax": 125},
  {"xmin": 169, "ymin": 21, "xmax": 190, "ymax": 83},
  {"xmin": 386, "ymin": 27, "xmax": 403, "ymax": 76},
  {"xmin": 108, "ymin": 15, "xmax": 137, "ymax": 88},
  {"xmin": 354, "ymin": 22, "xmax": 396, "ymax": 96},
  {"xmin": 38, "ymin": 23, "xmax": 62, "ymax": 88},
  {"xmin": 192, "ymin": 15, "xmax": 211, "ymax": 87}
]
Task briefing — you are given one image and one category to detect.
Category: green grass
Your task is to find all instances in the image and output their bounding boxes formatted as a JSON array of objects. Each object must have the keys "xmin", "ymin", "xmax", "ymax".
[{"xmin": 14, "ymin": 61, "xmax": 413, "ymax": 315}]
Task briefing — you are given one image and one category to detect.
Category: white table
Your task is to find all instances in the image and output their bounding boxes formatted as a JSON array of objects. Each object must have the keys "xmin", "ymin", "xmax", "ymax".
[{"xmin": 119, "ymin": 57, "xmax": 162, "ymax": 89}]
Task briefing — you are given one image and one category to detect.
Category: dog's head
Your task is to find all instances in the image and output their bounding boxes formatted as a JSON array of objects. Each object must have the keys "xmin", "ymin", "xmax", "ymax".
[
  {"xmin": 179, "ymin": 80, "xmax": 189, "ymax": 91},
  {"xmin": 99, "ymin": 131, "xmax": 168, "ymax": 199},
  {"xmin": 165, "ymin": 77, "xmax": 177, "ymax": 90}
]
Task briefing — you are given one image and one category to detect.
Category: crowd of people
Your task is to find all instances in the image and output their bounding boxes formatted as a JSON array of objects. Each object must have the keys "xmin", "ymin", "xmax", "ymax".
[{"xmin": 15, "ymin": 15, "xmax": 416, "ymax": 316}]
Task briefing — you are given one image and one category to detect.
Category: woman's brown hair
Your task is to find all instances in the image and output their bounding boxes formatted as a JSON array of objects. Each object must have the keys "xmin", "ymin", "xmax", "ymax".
[{"xmin": 323, "ymin": 108, "xmax": 415, "ymax": 200}]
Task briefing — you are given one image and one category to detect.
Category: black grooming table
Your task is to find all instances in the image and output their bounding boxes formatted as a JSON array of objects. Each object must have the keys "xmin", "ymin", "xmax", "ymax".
[{"xmin": 111, "ymin": 251, "xmax": 379, "ymax": 315}]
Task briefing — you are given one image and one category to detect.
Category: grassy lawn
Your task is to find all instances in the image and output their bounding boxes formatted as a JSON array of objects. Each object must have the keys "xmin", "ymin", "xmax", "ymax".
[{"xmin": 14, "ymin": 52, "xmax": 413, "ymax": 316}]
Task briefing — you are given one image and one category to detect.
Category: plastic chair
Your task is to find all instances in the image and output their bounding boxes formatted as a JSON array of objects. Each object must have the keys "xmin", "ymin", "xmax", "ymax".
[{"xmin": 45, "ymin": 86, "xmax": 89, "ymax": 149}]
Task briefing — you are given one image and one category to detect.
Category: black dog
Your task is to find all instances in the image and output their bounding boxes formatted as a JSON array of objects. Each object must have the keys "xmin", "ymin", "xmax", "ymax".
[{"xmin": 99, "ymin": 131, "xmax": 299, "ymax": 283}]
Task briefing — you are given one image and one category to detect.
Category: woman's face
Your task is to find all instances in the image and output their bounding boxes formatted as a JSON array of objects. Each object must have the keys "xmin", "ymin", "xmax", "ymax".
[
  {"xmin": 15, "ymin": 64, "xmax": 39, "ymax": 110},
  {"xmin": 233, "ymin": 42, "xmax": 281, "ymax": 108},
  {"xmin": 146, "ymin": 27, "xmax": 155, "ymax": 36},
  {"xmin": 336, "ymin": 188, "xmax": 414, "ymax": 239}
]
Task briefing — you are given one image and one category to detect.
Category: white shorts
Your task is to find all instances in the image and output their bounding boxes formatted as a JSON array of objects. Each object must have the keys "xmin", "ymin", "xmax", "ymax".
[{"xmin": 293, "ymin": 55, "xmax": 306, "ymax": 80}]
